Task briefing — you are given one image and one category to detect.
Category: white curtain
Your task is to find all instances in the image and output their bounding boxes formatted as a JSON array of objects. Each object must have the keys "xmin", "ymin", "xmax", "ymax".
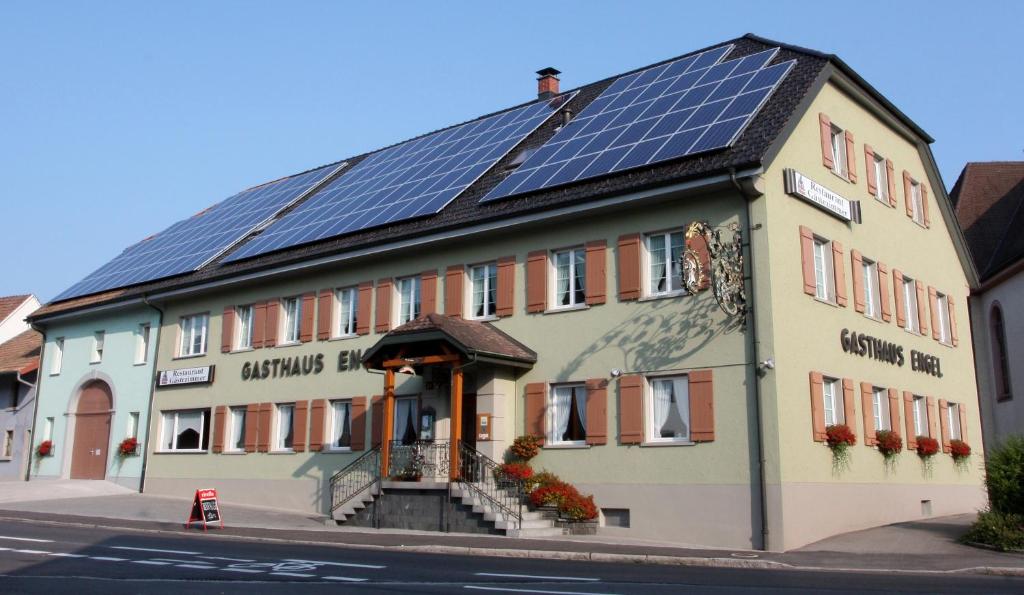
[
  {"xmin": 553, "ymin": 386, "xmax": 572, "ymax": 442},
  {"xmin": 573, "ymin": 386, "xmax": 587, "ymax": 431},
  {"xmin": 176, "ymin": 410, "xmax": 203, "ymax": 449},
  {"xmin": 278, "ymin": 405, "xmax": 294, "ymax": 448},
  {"xmin": 333, "ymin": 402, "xmax": 350, "ymax": 447},
  {"xmin": 556, "ymin": 253, "xmax": 571, "ymax": 305},
  {"xmin": 652, "ymin": 379, "xmax": 671, "ymax": 437},
  {"xmin": 649, "ymin": 235, "xmax": 667, "ymax": 293}
]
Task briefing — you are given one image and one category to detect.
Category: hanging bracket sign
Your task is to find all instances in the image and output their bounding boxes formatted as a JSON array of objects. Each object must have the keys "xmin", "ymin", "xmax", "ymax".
[
  {"xmin": 185, "ymin": 488, "xmax": 223, "ymax": 531},
  {"xmin": 784, "ymin": 168, "xmax": 861, "ymax": 223}
]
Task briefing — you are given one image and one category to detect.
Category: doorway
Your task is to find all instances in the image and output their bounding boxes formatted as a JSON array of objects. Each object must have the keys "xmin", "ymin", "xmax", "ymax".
[
  {"xmin": 70, "ymin": 381, "xmax": 112, "ymax": 480},
  {"xmin": 460, "ymin": 392, "xmax": 477, "ymax": 450}
]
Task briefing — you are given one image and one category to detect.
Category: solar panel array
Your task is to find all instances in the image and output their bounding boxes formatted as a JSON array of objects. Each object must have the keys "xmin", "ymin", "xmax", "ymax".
[
  {"xmin": 225, "ymin": 94, "xmax": 574, "ymax": 262},
  {"xmin": 481, "ymin": 46, "xmax": 795, "ymax": 203},
  {"xmin": 55, "ymin": 163, "xmax": 343, "ymax": 301}
]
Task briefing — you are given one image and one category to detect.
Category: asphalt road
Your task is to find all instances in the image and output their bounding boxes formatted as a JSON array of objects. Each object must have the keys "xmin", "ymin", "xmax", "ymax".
[{"xmin": 0, "ymin": 519, "xmax": 1021, "ymax": 594}]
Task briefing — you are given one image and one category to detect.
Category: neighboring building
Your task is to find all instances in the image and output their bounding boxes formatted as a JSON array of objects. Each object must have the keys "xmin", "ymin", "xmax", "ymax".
[
  {"xmin": 952, "ymin": 162, "xmax": 1024, "ymax": 451},
  {"xmin": 29, "ymin": 35, "xmax": 984, "ymax": 551},
  {"xmin": 0, "ymin": 294, "xmax": 42, "ymax": 481}
]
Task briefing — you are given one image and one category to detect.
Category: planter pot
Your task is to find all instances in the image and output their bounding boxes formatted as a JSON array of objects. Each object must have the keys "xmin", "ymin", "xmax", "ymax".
[{"xmin": 556, "ymin": 518, "xmax": 599, "ymax": 535}]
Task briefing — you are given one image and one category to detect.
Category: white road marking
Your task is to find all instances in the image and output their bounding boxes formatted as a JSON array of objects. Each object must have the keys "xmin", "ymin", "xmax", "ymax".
[
  {"xmin": 177, "ymin": 563, "xmax": 216, "ymax": 569},
  {"xmin": 475, "ymin": 573, "xmax": 600, "ymax": 582},
  {"xmin": 111, "ymin": 546, "xmax": 200, "ymax": 555},
  {"xmin": 202, "ymin": 556, "xmax": 255, "ymax": 562},
  {"xmin": 271, "ymin": 571, "xmax": 315, "ymax": 578},
  {"xmin": 0, "ymin": 535, "xmax": 53, "ymax": 543},
  {"xmin": 465, "ymin": 587, "xmax": 620, "ymax": 595},
  {"xmin": 224, "ymin": 568, "xmax": 265, "ymax": 574},
  {"xmin": 13, "ymin": 549, "xmax": 50, "ymax": 555},
  {"xmin": 48, "ymin": 553, "xmax": 87, "ymax": 558},
  {"xmin": 132, "ymin": 560, "xmax": 171, "ymax": 566},
  {"xmin": 152, "ymin": 558, "xmax": 213, "ymax": 565},
  {"xmin": 89, "ymin": 556, "xmax": 127, "ymax": 562},
  {"xmin": 324, "ymin": 576, "xmax": 369, "ymax": 582},
  {"xmin": 283, "ymin": 558, "xmax": 385, "ymax": 569}
]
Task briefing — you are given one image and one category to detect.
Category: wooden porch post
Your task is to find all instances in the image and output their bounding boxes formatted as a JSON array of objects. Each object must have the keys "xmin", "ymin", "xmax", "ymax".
[
  {"xmin": 381, "ymin": 368, "xmax": 396, "ymax": 479},
  {"xmin": 450, "ymin": 365, "xmax": 464, "ymax": 481}
]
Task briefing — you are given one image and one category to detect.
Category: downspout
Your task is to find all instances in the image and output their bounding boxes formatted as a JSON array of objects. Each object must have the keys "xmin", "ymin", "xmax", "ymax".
[
  {"xmin": 139, "ymin": 294, "xmax": 164, "ymax": 494},
  {"xmin": 731, "ymin": 167, "xmax": 770, "ymax": 551},
  {"xmin": 24, "ymin": 321, "xmax": 46, "ymax": 482}
]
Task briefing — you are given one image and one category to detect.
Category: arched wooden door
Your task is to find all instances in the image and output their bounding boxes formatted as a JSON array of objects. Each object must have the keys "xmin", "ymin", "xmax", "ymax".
[{"xmin": 70, "ymin": 381, "xmax": 112, "ymax": 480}]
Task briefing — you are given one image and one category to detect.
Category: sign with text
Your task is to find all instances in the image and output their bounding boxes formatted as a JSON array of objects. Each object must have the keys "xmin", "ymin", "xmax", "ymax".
[
  {"xmin": 157, "ymin": 366, "xmax": 214, "ymax": 387},
  {"xmin": 784, "ymin": 169, "xmax": 861, "ymax": 223},
  {"xmin": 840, "ymin": 329, "xmax": 943, "ymax": 377},
  {"xmin": 184, "ymin": 488, "xmax": 223, "ymax": 531}
]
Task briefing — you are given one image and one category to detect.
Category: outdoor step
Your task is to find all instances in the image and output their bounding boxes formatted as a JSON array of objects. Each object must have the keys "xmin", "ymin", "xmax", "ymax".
[
  {"xmin": 495, "ymin": 518, "xmax": 555, "ymax": 531},
  {"xmin": 505, "ymin": 526, "xmax": 565, "ymax": 538}
]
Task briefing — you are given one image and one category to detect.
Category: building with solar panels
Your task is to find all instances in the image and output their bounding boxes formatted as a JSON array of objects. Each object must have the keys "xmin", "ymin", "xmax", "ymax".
[{"xmin": 27, "ymin": 35, "xmax": 985, "ymax": 551}]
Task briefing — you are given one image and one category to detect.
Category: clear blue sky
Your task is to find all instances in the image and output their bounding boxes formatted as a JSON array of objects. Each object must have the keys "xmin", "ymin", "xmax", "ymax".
[{"xmin": 2, "ymin": 1, "xmax": 1022, "ymax": 302}]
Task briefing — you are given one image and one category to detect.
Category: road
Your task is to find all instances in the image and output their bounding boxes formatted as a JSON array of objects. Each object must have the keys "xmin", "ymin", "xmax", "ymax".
[{"xmin": 0, "ymin": 519, "xmax": 1021, "ymax": 594}]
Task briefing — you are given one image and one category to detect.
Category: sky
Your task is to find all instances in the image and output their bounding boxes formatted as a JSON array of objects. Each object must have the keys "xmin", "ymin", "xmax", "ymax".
[{"xmin": 2, "ymin": 1, "xmax": 1022, "ymax": 302}]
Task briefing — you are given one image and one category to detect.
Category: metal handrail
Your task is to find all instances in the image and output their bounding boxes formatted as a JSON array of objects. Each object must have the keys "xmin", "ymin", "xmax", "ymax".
[
  {"xmin": 329, "ymin": 447, "xmax": 380, "ymax": 513},
  {"xmin": 388, "ymin": 440, "xmax": 450, "ymax": 480},
  {"xmin": 456, "ymin": 441, "xmax": 524, "ymax": 529}
]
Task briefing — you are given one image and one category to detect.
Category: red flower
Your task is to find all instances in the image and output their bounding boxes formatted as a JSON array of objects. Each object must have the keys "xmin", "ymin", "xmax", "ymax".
[
  {"xmin": 559, "ymin": 492, "xmax": 598, "ymax": 521},
  {"xmin": 499, "ymin": 462, "xmax": 533, "ymax": 481},
  {"xmin": 950, "ymin": 439, "xmax": 971, "ymax": 459},
  {"xmin": 916, "ymin": 436, "xmax": 939, "ymax": 457},
  {"xmin": 875, "ymin": 430, "xmax": 903, "ymax": 455},
  {"xmin": 529, "ymin": 482, "xmax": 579, "ymax": 508},
  {"xmin": 36, "ymin": 440, "xmax": 53, "ymax": 457},
  {"xmin": 826, "ymin": 424, "xmax": 856, "ymax": 447},
  {"xmin": 509, "ymin": 435, "xmax": 541, "ymax": 461},
  {"xmin": 118, "ymin": 437, "xmax": 139, "ymax": 457}
]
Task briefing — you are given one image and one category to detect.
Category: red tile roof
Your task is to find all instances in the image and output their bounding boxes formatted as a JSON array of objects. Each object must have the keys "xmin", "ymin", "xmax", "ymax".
[
  {"xmin": 0, "ymin": 295, "xmax": 31, "ymax": 323},
  {"xmin": 0, "ymin": 329, "xmax": 41, "ymax": 375}
]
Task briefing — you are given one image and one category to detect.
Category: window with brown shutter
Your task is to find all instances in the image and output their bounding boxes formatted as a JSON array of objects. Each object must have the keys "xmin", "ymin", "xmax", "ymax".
[
  {"xmin": 525, "ymin": 382, "xmax": 546, "ymax": 444},
  {"xmin": 618, "ymin": 375, "xmax": 644, "ymax": 445},
  {"xmin": 244, "ymin": 403, "xmax": 259, "ymax": 452},
  {"xmin": 893, "ymin": 270, "xmax": 906, "ymax": 328},
  {"xmin": 958, "ymin": 402, "xmax": 968, "ymax": 442},
  {"xmin": 903, "ymin": 392, "xmax": 917, "ymax": 450},
  {"xmin": 256, "ymin": 402, "xmax": 272, "ymax": 452},
  {"xmin": 496, "ymin": 256, "xmax": 516, "ymax": 316},
  {"xmin": 864, "ymin": 145, "xmax": 877, "ymax": 196},
  {"xmin": 585, "ymin": 379, "xmax": 607, "ymax": 445},
  {"xmin": 938, "ymin": 399, "xmax": 950, "ymax": 452},
  {"xmin": 309, "ymin": 399, "xmax": 326, "ymax": 452},
  {"xmin": 916, "ymin": 280, "xmax": 928, "ymax": 335},
  {"xmin": 688, "ymin": 370, "xmax": 714, "ymax": 442},
  {"xmin": 833, "ymin": 241, "xmax": 847, "ymax": 307},
  {"xmin": 526, "ymin": 251, "xmax": 547, "ymax": 312},
  {"xmin": 370, "ymin": 395, "xmax": 383, "ymax": 448},
  {"xmin": 317, "ymin": 289, "xmax": 333, "ymax": 340},
  {"xmin": 800, "ymin": 226, "xmax": 816, "ymax": 297},
  {"xmin": 861, "ymin": 382, "xmax": 877, "ymax": 445},
  {"xmin": 584, "ymin": 241, "xmax": 607, "ymax": 305},
  {"xmin": 252, "ymin": 302, "xmax": 267, "ymax": 349},
  {"xmin": 903, "ymin": 171, "xmax": 915, "ymax": 218},
  {"xmin": 948, "ymin": 296, "xmax": 959, "ymax": 347},
  {"xmin": 877, "ymin": 262, "xmax": 891, "ymax": 322},
  {"xmin": 842, "ymin": 379, "xmax": 855, "ymax": 434},
  {"xmin": 375, "ymin": 279, "xmax": 392, "ymax": 333},
  {"xmin": 350, "ymin": 396, "xmax": 367, "ymax": 450},
  {"xmin": 844, "ymin": 130, "xmax": 857, "ymax": 183},
  {"xmin": 819, "ymin": 113, "xmax": 834, "ymax": 170},
  {"xmin": 921, "ymin": 184, "xmax": 930, "ymax": 227},
  {"xmin": 265, "ymin": 300, "xmax": 280, "ymax": 348},
  {"xmin": 851, "ymin": 250, "xmax": 865, "ymax": 313},
  {"xmin": 887, "ymin": 389, "xmax": 900, "ymax": 441},
  {"xmin": 809, "ymin": 372, "xmax": 825, "ymax": 441},
  {"xmin": 212, "ymin": 406, "xmax": 226, "ymax": 453},
  {"xmin": 886, "ymin": 159, "xmax": 897, "ymax": 207},
  {"xmin": 445, "ymin": 265, "xmax": 465, "ymax": 317},
  {"xmin": 221, "ymin": 307, "xmax": 234, "ymax": 353},
  {"xmin": 617, "ymin": 233, "xmax": 641, "ymax": 301},
  {"xmin": 928, "ymin": 286, "xmax": 941, "ymax": 341},
  {"xmin": 926, "ymin": 396, "xmax": 937, "ymax": 439},
  {"xmin": 293, "ymin": 400, "xmax": 309, "ymax": 452},
  {"xmin": 356, "ymin": 282, "xmax": 372, "ymax": 335},
  {"xmin": 300, "ymin": 293, "xmax": 315, "ymax": 343},
  {"xmin": 421, "ymin": 269, "xmax": 438, "ymax": 315}
]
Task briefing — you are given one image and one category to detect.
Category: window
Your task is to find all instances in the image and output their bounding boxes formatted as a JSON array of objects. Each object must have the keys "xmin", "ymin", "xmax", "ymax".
[
  {"xmin": 335, "ymin": 288, "xmax": 358, "ymax": 337},
  {"xmin": 50, "ymin": 338, "xmax": 64, "ymax": 375},
  {"xmin": 936, "ymin": 291, "xmax": 952, "ymax": 344},
  {"xmin": 548, "ymin": 384, "xmax": 587, "ymax": 445},
  {"xmin": 43, "ymin": 417, "xmax": 54, "ymax": 441},
  {"xmin": 947, "ymin": 402, "xmax": 962, "ymax": 440},
  {"xmin": 127, "ymin": 412, "xmax": 140, "ymax": 438},
  {"xmin": 822, "ymin": 377, "xmax": 843, "ymax": 426},
  {"xmin": 160, "ymin": 409, "xmax": 210, "ymax": 452},
  {"xmin": 178, "ymin": 314, "xmax": 209, "ymax": 357},
  {"xmin": 135, "ymin": 324, "xmax": 151, "ymax": 364},
  {"xmin": 228, "ymin": 407, "xmax": 246, "ymax": 452},
  {"xmin": 329, "ymin": 400, "xmax": 352, "ymax": 450},
  {"xmin": 2, "ymin": 431, "xmax": 12, "ymax": 458},
  {"xmin": 275, "ymin": 403, "xmax": 295, "ymax": 450},
  {"xmin": 830, "ymin": 125, "xmax": 847, "ymax": 177},
  {"xmin": 469, "ymin": 263, "xmax": 498, "ymax": 318},
  {"xmin": 91, "ymin": 331, "xmax": 105, "ymax": 363},
  {"xmin": 812, "ymin": 237, "xmax": 834, "ymax": 302},
  {"xmin": 873, "ymin": 153, "xmax": 889, "ymax": 202},
  {"xmin": 872, "ymin": 387, "xmax": 890, "ymax": 431},
  {"xmin": 393, "ymin": 397, "xmax": 419, "ymax": 445},
  {"xmin": 552, "ymin": 249, "xmax": 585, "ymax": 309},
  {"xmin": 991, "ymin": 305, "xmax": 1012, "ymax": 400},
  {"xmin": 862, "ymin": 258, "xmax": 880, "ymax": 319},
  {"xmin": 397, "ymin": 277, "xmax": 421, "ymax": 324},
  {"xmin": 647, "ymin": 376, "xmax": 690, "ymax": 442},
  {"xmin": 910, "ymin": 180, "xmax": 925, "ymax": 225},
  {"xmin": 236, "ymin": 305, "xmax": 254, "ymax": 349},
  {"xmin": 913, "ymin": 396, "xmax": 927, "ymax": 436},
  {"xmin": 646, "ymin": 231, "xmax": 686, "ymax": 297},
  {"xmin": 282, "ymin": 297, "xmax": 302, "ymax": 344},
  {"xmin": 903, "ymin": 276, "xmax": 919, "ymax": 333}
]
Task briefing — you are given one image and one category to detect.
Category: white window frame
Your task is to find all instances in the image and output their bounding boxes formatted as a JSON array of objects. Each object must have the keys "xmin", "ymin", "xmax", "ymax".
[
  {"xmin": 236, "ymin": 305, "xmax": 254, "ymax": 350},
  {"xmin": 872, "ymin": 387, "xmax": 890, "ymax": 431},
  {"xmin": 549, "ymin": 248, "xmax": 586, "ymax": 310},
  {"xmin": 160, "ymin": 409, "xmax": 209, "ymax": 452},
  {"xmin": 50, "ymin": 338, "xmax": 64, "ymax": 375},
  {"xmin": 830, "ymin": 125, "xmax": 847, "ymax": 177},
  {"xmin": 335, "ymin": 287, "xmax": 358, "ymax": 337},
  {"xmin": 396, "ymin": 276, "xmax": 421, "ymax": 325},
  {"xmin": 127, "ymin": 411, "xmax": 140, "ymax": 438},
  {"xmin": 281, "ymin": 297, "xmax": 302, "ymax": 344},
  {"xmin": 227, "ymin": 406, "xmax": 246, "ymax": 452},
  {"xmin": 178, "ymin": 313, "xmax": 209, "ymax": 357},
  {"xmin": 2, "ymin": 430, "xmax": 12, "ymax": 458},
  {"xmin": 644, "ymin": 230, "xmax": 687, "ymax": 298},
  {"xmin": 822, "ymin": 377, "xmax": 843, "ymax": 426},
  {"xmin": 274, "ymin": 403, "xmax": 295, "ymax": 451},
  {"xmin": 936, "ymin": 291, "xmax": 952, "ymax": 345},
  {"xmin": 947, "ymin": 401, "xmax": 962, "ymax": 440},
  {"xmin": 912, "ymin": 395, "xmax": 927, "ymax": 437},
  {"xmin": 645, "ymin": 375, "xmax": 691, "ymax": 444},
  {"xmin": 468, "ymin": 262, "xmax": 498, "ymax": 319},
  {"xmin": 903, "ymin": 276, "xmax": 919, "ymax": 333},
  {"xmin": 91, "ymin": 331, "xmax": 105, "ymax": 363},
  {"xmin": 910, "ymin": 180, "xmax": 925, "ymax": 225},
  {"xmin": 873, "ymin": 153, "xmax": 888, "ymax": 203},
  {"xmin": 328, "ymin": 399, "xmax": 353, "ymax": 451},
  {"xmin": 812, "ymin": 236, "xmax": 834, "ymax": 302},
  {"xmin": 862, "ymin": 258, "xmax": 880, "ymax": 319},
  {"xmin": 43, "ymin": 417, "xmax": 54, "ymax": 441},
  {"xmin": 135, "ymin": 324, "xmax": 151, "ymax": 365},
  {"xmin": 547, "ymin": 384, "xmax": 587, "ymax": 446}
]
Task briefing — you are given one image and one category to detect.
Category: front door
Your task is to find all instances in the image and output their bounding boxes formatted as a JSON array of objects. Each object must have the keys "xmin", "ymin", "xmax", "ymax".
[
  {"xmin": 460, "ymin": 392, "xmax": 477, "ymax": 449},
  {"xmin": 70, "ymin": 382, "xmax": 112, "ymax": 480}
]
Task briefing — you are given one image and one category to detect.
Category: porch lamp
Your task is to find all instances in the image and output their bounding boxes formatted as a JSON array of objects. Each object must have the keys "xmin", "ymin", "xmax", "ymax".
[{"xmin": 397, "ymin": 363, "xmax": 417, "ymax": 376}]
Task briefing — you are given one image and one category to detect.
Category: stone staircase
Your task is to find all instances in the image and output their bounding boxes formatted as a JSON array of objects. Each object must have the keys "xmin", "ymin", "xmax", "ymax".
[
  {"xmin": 450, "ymin": 481, "xmax": 562, "ymax": 537},
  {"xmin": 330, "ymin": 483, "xmax": 379, "ymax": 522}
]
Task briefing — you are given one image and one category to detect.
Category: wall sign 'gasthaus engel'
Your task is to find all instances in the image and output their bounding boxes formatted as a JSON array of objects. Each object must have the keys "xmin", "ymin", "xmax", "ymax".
[
  {"xmin": 157, "ymin": 366, "xmax": 214, "ymax": 387},
  {"xmin": 240, "ymin": 349, "xmax": 363, "ymax": 380},
  {"xmin": 840, "ymin": 329, "xmax": 942, "ymax": 377}
]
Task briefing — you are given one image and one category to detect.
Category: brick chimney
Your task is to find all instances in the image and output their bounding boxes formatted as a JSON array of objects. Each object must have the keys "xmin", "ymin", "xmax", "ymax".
[{"xmin": 536, "ymin": 67, "xmax": 561, "ymax": 99}]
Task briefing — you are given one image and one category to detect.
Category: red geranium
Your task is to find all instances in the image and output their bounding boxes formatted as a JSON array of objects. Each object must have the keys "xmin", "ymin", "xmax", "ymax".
[
  {"xmin": 499, "ymin": 462, "xmax": 533, "ymax": 481},
  {"xmin": 509, "ymin": 435, "xmax": 541, "ymax": 461},
  {"xmin": 118, "ymin": 437, "xmax": 139, "ymax": 457},
  {"xmin": 36, "ymin": 440, "xmax": 53, "ymax": 457},
  {"xmin": 826, "ymin": 424, "xmax": 856, "ymax": 447},
  {"xmin": 950, "ymin": 439, "xmax": 972, "ymax": 459},
  {"xmin": 559, "ymin": 492, "xmax": 598, "ymax": 521},
  {"xmin": 876, "ymin": 430, "xmax": 903, "ymax": 456},
  {"xmin": 916, "ymin": 436, "xmax": 939, "ymax": 457},
  {"xmin": 529, "ymin": 482, "xmax": 578, "ymax": 508}
]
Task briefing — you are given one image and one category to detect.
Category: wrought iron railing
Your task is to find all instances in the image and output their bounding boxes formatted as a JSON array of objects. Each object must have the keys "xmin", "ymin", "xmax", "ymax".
[
  {"xmin": 329, "ymin": 447, "xmax": 380, "ymax": 513},
  {"xmin": 456, "ymin": 441, "xmax": 524, "ymax": 529},
  {"xmin": 388, "ymin": 440, "xmax": 450, "ymax": 481}
]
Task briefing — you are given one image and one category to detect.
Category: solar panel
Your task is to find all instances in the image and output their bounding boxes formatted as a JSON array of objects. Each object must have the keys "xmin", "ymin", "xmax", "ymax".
[
  {"xmin": 54, "ymin": 163, "xmax": 344, "ymax": 301},
  {"xmin": 224, "ymin": 93, "xmax": 575, "ymax": 262},
  {"xmin": 480, "ymin": 46, "xmax": 795, "ymax": 203}
]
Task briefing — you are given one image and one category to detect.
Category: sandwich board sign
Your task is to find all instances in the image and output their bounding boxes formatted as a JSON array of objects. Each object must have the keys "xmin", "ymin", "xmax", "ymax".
[{"xmin": 185, "ymin": 488, "xmax": 223, "ymax": 530}]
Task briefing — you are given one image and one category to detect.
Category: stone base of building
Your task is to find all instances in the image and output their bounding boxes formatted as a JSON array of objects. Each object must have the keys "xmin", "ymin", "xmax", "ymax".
[{"xmin": 344, "ymin": 483, "xmax": 502, "ymax": 535}]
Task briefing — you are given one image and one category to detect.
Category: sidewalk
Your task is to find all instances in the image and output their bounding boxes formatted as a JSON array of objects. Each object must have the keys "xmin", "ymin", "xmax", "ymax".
[{"xmin": 0, "ymin": 480, "xmax": 1021, "ymax": 576}]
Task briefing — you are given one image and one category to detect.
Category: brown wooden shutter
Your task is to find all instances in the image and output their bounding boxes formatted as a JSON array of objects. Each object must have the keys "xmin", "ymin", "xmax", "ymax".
[
  {"xmin": 921, "ymin": 184, "xmax": 930, "ymax": 227},
  {"xmin": 689, "ymin": 369, "xmax": 714, "ymax": 442},
  {"xmin": 926, "ymin": 396, "xmax": 936, "ymax": 438},
  {"xmin": 212, "ymin": 405, "xmax": 226, "ymax": 453},
  {"xmin": 252, "ymin": 302, "xmax": 266, "ymax": 349},
  {"xmin": 370, "ymin": 395, "xmax": 383, "ymax": 448},
  {"xmin": 421, "ymin": 269, "xmax": 438, "ymax": 316},
  {"xmin": 903, "ymin": 392, "xmax": 917, "ymax": 449},
  {"xmin": 584, "ymin": 241, "xmax": 607, "ymax": 304},
  {"xmin": 938, "ymin": 398, "xmax": 950, "ymax": 452},
  {"xmin": 819, "ymin": 113, "xmax": 834, "ymax": 170},
  {"xmin": 799, "ymin": 226, "xmax": 816, "ymax": 296},
  {"xmin": 948, "ymin": 296, "xmax": 959, "ymax": 346},
  {"xmin": 893, "ymin": 269, "xmax": 906, "ymax": 328},
  {"xmin": 619, "ymin": 375, "xmax": 644, "ymax": 445},
  {"xmin": 844, "ymin": 130, "xmax": 857, "ymax": 183},
  {"xmin": 350, "ymin": 396, "xmax": 367, "ymax": 451},
  {"xmin": 526, "ymin": 250, "xmax": 547, "ymax": 313},
  {"xmin": 851, "ymin": 250, "xmax": 865, "ymax": 313},
  {"xmin": 375, "ymin": 279, "xmax": 392, "ymax": 333},
  {"xmin": 887, "ymin": 389, "xmax": 900, "ymax": 436},
  {"xmin": 525, "ymin": 382, "xmax": 546, "ymax": 444},
  {"xmin": 885, "ymin": 159, "xmax": 897, "ymax": 207},
  {"xmin": 684, "ymin": 234, "xmax": 711, "ymax": 292},
  {"xmin": 357, "ymin": 281, "xmax": 373, "ymax": 335},
  {"xmin": 445, "ymin": 265, "xmax": 464, "ymax": 317},
  {"xmin": 496, "ymin": 256, "xmax": 516, "ymax": 316},
  {"xmin": 959, "ymin": 403, "xmax": 968, "ymax": 442},
  {"xmin": 221, "ymin": 307, "xmax": 235, "ymax": 353},
  {"xmin": 928, "ymin": 286, "xmax": 940, "ymax": 340},
  {"xmin": 809, "ymin": 372, "xmax": 825, "ymax": 442},
  {"xmin": 257, "ymin": 402, "xmax": 272, "ymax": 452},
  {"xmin": 617, "ymin": 233, "xmax": 642, "ymax": 301},
  {"xmin": 293, "ymin": 400, "xmax": 308, "ymax": 452},
  {"xmin": 833, "ymin": 240, "xmax": 847, "ymax": 306},
  {"xmin": 861, "ymin": 382, "xmax": 877, "ymax": 445},
  {"xmin": 244, "ymin": 404, "xmax": 259, "ymax": 452},
  {"xmin": 916, "ymin": 281, "xmax": 928, "ymax": 335},
  {"xmin": 300, "ymin": 293, "xmax": 315, "ymax": 343},
  {"xmin": 317, "ymin": 289, "xmax": 333, "ymax": 340},
  {"xmin": 265, "ymin": 300, "xmax": 280, "ymax": 348},
  {"xmin": 584, "ymin": 378, "xmax": 607, "ymax": 445},
  {"xmin": 903, "ymin": 171, "xmax": 914, "ymax": 218},
  {"xmin": 309, "ymin": 399, "xmax": 326, "ymax": 452},
  {"xmin": 864, "ymin": 145, "xmax": 877, "ymax": 196},
  {"xmin": 877, "ymin": 262, "xmax": 891, "ymax": 322},
  {"xmin": 842, "ymin": 379, "xmax": 855, "ymax": 434}
]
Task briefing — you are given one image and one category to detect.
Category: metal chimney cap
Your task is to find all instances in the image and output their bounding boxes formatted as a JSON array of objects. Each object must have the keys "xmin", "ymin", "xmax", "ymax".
[{"xmin": 536, "ymin": 67, "xmax": 561, "ymax": 78}]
